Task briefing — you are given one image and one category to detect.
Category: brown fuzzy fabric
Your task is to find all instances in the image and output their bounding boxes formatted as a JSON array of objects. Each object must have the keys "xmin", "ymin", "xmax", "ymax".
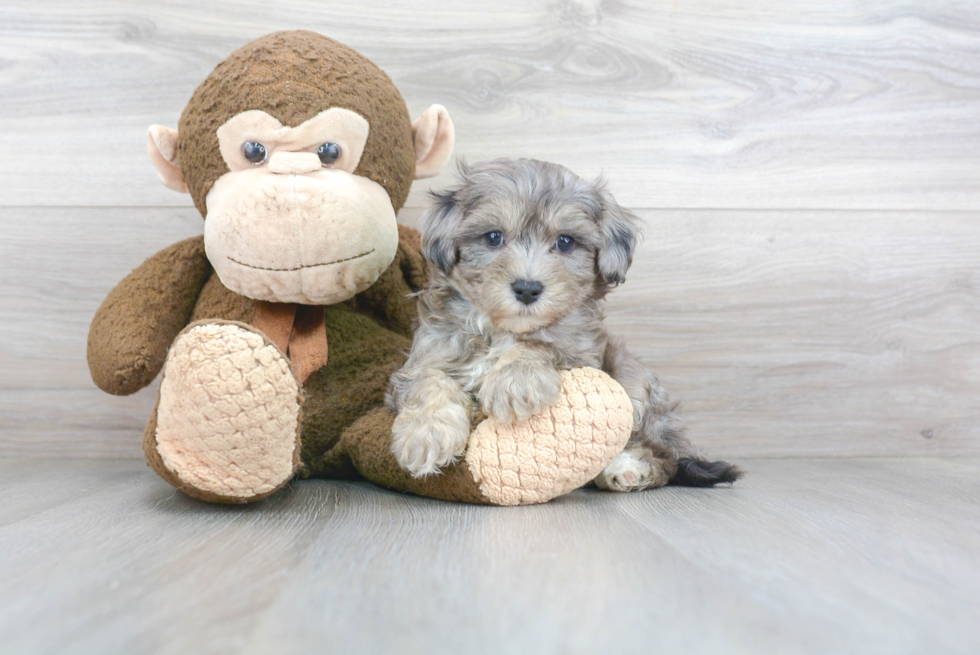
[
  {"xmin": 88, "ymin": 237, "xmax": 211, "ymax": 396},
  {"xmin": 341, "ymin": 407, "xmax": 493, "ymax": 504},
  {"xmin": 190, "ymin": 272, "xmax": 257, "ymax": 324},
  {"xmin": 177, "ymin": 30, "xmax": 416, "ymax": 217},
  {"xmin": 295, "ymin": 227, "xmax": 437, "ymax": 480},
  {"xmin": 350, "ymin": 224, "xmax": 429, "ymax": 338},
  {"xmin": 297, "ymin": 305, "xmax": 411, "ymax": 477}
]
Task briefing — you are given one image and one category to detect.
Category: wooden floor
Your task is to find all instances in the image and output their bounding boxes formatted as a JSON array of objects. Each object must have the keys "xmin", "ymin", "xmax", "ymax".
[{"xmin": 0, "ymin": 456, "xmax": 977, "ymax": 655}]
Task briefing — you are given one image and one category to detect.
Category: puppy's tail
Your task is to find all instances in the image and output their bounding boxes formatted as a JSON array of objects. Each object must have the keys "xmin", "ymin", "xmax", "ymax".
[{"xmin": 670, "ymin": 457, "xmax": 742, "ymax": 487}]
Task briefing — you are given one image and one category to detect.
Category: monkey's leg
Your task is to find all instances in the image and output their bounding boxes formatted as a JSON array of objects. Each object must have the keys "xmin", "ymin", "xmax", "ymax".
[
  {"xmin": 343, "ymin": 368, "xmax": 634, "ymax": 506},
  {"xmin": 143, "ymin": 320, "xmax": 302, "ymax": 503}
]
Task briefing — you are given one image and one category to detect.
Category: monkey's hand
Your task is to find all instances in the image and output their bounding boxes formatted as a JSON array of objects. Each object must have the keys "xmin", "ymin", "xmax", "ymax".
[
  {"xmin": 479, "ymin": 348, "xmax": 562, "ymax": 424},
  {"xmin": 390, "ymin": 371, "xmax": 472, "ymax": 477},
  {"xmin": 88, "ymin": 237, "xmax": 211, "ymax": 396}
]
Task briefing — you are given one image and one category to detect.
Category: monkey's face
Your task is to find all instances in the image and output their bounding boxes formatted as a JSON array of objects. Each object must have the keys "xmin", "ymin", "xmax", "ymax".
[
  {"xmin": 201, "ymin": 109, "xmax": 398, "ymax": 305},
  {"xmin": 148, "ymin": 31, "xmax": 455, "ymax": 307}
]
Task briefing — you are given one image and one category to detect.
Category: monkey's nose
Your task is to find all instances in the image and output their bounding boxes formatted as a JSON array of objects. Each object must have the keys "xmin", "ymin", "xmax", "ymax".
[
  {"xmin": 512, "ymin": 279, "xmax": 544, "ymax": 305},
  {"xmin": 268, "ymin": 152, "xmax": 322, "ymax": 175}
]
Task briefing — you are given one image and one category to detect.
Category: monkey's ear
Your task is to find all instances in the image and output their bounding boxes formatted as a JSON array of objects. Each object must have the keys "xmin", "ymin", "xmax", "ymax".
[
  {"xmin": 147, "ymin": 125, "xmax": 188, "ymax": 193},
  {"xmin": 596, "ymin": 187, "xmax": 641, "ymax": 285},
  {"xmin": 412, "ymin": 105, "xmax": 455, "ymax": 179},
  {"xmin": 420, "ymin": 188, "xmax": 465, "ymax": 273}
]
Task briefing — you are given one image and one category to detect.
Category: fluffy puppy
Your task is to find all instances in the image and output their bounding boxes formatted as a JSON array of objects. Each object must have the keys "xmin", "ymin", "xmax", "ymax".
[{"xmin": 387, "ymin": 158, "xmax": 740, "ymax": 490}]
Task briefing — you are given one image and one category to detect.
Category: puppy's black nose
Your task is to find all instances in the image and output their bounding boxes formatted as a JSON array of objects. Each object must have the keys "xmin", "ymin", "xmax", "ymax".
[{"xmin": 512, "ymin": 279, "xmax": 544, "ymax": 305}]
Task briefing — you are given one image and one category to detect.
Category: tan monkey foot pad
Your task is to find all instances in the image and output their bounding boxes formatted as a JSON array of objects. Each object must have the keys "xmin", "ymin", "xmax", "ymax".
[
  {"xmin": 465, "ymin": 367, "xmax": 634, "ymax": 506},
  {"xmin": 156, "ymin": 322, "xmax": 301, "ymax": 501}
]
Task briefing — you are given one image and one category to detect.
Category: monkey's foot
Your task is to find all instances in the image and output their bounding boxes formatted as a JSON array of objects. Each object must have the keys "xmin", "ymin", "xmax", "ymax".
[
  {"xmin": 147, "ymin": 321, "xmax": 303, "ymax": 503},
  {"xmin": 464, "ymin": 367, "xmax": 634, "ymax": 505},
  {"xmin": 343, "ymin": 368, "xmax": 633, "ymax": 506}
]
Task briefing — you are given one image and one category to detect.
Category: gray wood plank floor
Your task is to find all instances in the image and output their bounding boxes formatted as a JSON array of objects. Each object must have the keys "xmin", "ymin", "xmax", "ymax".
[{"xmin": 1, "ymin": 457, "xmax": 978, "ymax": 655}]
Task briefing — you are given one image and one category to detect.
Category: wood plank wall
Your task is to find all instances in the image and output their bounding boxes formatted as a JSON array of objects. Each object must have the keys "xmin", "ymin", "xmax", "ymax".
[{"xmin": 1, "ymin": 0, "xmax": 978, "ymax": 459}]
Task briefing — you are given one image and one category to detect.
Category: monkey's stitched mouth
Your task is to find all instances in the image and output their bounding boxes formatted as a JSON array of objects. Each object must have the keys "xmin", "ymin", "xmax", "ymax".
[{"xmin": 228, "ymin": 249, "xmax": 375, "ymax": 272}]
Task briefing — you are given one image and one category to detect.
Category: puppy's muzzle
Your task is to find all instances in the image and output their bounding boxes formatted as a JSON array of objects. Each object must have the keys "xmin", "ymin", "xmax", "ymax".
[{"xmin": 512, "ymin": 279, "xmax": 544, "ymax": 305}]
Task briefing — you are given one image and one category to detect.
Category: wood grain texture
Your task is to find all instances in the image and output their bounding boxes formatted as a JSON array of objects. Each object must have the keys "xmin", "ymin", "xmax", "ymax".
[
  {"xmin": 0, "ymin": 457, "xmax": 977, "ymax": 655},
  {"xmin": 3, "ymin": 207, "xmax": 977, "ymax": 459},
  {"xmin": 1, "ymin": 0, "xmax": 979, "ymax": 209},
  {"xmin": 1, "ymin": 1, "xmax": 978, "ymax": 458},
  {"xmin": 605, "ymin": 209, "xmax": 980, "ymax": 458}
]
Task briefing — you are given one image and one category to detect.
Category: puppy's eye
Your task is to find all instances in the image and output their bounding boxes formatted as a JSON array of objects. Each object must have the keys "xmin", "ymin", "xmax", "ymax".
[
  {"xmin": 485, "ymin": 231, "xmax": 505, "ymax": 248},
  {"xmin": 317, "ymin": 142, "xmax": 342, "ymax": 166},
  {"xmin": 241, "ymin": 141, "xmax": 268, "ymax": 165},
  {"xmin": 556, "ymin": 235, "xmax": 576, "ymax": 253}
]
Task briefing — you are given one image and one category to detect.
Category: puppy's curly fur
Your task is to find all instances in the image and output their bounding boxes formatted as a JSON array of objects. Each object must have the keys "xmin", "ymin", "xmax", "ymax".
[{"xmin": 387, "ymin": 158, "xmax": 741, "ymax": 490}]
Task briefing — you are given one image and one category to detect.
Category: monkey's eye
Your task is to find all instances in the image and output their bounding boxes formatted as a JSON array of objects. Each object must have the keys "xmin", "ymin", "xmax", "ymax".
[
  {"xmin": 556, "ymin": 235, "xmax": 576, "ymax": 253},
  {"xmin": 317, "ymin": 142, "xmax": 342, "ymax": 166},
  {"xmin": 241, "ymin": 141, "xmax": 268, "ymax": 165},
  {"xmin": 485, "ymin": 231, "xmax": 504, "ymax": 248}
]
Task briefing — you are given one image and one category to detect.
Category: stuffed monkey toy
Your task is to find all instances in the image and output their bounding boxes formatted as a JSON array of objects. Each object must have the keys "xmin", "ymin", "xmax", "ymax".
[{"xmin": 88, "ymin": 31, "xmax": 633, "ymax": 505}]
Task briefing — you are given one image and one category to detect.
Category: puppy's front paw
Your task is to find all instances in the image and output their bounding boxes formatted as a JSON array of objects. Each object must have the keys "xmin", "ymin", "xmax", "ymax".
[
  {"xmin": 479, "ymin": 360, "xmax": 562, "ymax": 424},
  {"xmin": 595, "ymin": 449, "xmax": 674, "ymax": 492},
  {"xmin": 391, "ymin": 402, "xmax": 471, "ymax": 478}
]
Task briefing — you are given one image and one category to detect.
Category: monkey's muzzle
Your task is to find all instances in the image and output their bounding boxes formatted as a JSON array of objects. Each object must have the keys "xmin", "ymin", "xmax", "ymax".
[{"xmin": 204, "ymin": 168, "xmax": 399, "ymax": 305}]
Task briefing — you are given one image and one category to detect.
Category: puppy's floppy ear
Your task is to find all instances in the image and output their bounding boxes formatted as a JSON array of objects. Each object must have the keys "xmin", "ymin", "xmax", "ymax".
[
  {"xmin": 421, "ymin": 185, "xmax": 467, "ymax": 273},
  {"xmin": 595, "ymin": 185, "xmax": 641, "ymax": 285}
]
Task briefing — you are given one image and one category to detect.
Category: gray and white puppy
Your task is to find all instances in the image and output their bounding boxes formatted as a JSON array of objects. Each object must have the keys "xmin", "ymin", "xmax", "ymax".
[{"xmin": 387, "ymin": 158, "xmax": 740, "ymax": 490}]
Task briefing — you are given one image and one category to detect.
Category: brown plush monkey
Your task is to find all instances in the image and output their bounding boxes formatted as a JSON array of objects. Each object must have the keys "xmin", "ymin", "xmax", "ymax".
[{"xmin": 88, "ymin": 31, "xmax": 632, "ymax": 505}]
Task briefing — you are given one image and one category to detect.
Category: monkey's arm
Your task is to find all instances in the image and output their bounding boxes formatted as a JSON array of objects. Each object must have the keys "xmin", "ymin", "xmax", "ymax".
[
  {"xmin": 88, "ymin": 236, "xmax": 211, "ymax": 396},
  {"xmin": 352, "ymin": 224, "xmax": 428, "ymax": 338}
]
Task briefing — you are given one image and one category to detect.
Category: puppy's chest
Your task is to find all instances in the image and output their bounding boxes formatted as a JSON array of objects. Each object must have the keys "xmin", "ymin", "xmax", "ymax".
[{"xmin": 451, "ymin": 335, "xmax": 518, "ymax": 395}]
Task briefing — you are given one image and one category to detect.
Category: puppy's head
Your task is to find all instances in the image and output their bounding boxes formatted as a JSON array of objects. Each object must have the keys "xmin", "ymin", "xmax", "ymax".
[{"xmin": 421, "ymin": 158, "xmax": 640, "ymax": 333}]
